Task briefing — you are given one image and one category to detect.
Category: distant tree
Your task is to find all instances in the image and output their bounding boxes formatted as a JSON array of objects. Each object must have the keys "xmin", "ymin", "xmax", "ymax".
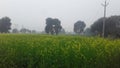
[
  {"xmin": 91, "ymin": 15, "xmax": 120, "ymax": 38},
  {"xmin": 59, "ymin": 28, "xmax": 66, "ymax": 34},
  {"xmin": 74, "ymin": 20, "xmax": 86, "ymax": 34},
  {"xmin": 0, "ymin": 17, "xmax": 12, "ymax": 33},
  {"xmin": 20, "ymin": 28, "xmax": 31, "ymax": 33},
  {"xmin": 20, "ymin": 28, "xmax": 27, "ymax": 33},
  {"xmin": 91, "ymin": 18, "xmax": 104, "ymax": 36},
  {"xmin": 84, "ymin": 28, "xmax": 94, "ymax": 36},
  {"xmin": 12, "ymin": 28, "xmax": 19, "ymax": 33},
  {"xmin": 31, "ymin": 30, "xmax": 36, "ymax": 33},
  {"xmin": 45, "ymin": 18, "xmax": 62, "ymax": 35},
  {"xmin": 27, "ymin": 29, "xmax": 31, "ymax": 33}
]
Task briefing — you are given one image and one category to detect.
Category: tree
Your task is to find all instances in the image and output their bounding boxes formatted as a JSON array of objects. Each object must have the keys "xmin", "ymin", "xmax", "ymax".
[
  {"xmin": 91, "ymin": 15, "xmax": 120, "ymax": 38},
  {"xmin": 84, "ymin": 28, "xmax": 94, "ymax": 36},
  {"xmin": 20, "ymin": 28, "xmax": 27, "ymax": 33},
  {"xmin": 31, "ymin": 30, "xmax": 36, "ymax": 34},
  {"xmin": 74, "ymin": 21, "xmax": 86, "ymax": 34},
  {"xmin": 91, "ymin": 18, "xmax": 104, "ymax": 36},
  {"xmin": 0, "ymin": 17, "xmax": 12, "ymax": 33},
  {"xmin": 59, "ymin": 28, "xmax": 66, "ymax": 34},
  {"xmin": 12, "ymin": 28, "xmax": 19, "ymax": 33},
  {"xmin": 45, "ymin": 18, "xmax": 62, "ymax": 35},
  {"xmin": 20, "ymin": 28, "xmax": 31, "ymax": 33}
]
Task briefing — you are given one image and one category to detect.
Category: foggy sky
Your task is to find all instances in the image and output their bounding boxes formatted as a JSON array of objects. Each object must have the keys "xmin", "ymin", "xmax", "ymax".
[{"xmin": 0, "ymin": 0, "xmax": 120, "ymax": 32}]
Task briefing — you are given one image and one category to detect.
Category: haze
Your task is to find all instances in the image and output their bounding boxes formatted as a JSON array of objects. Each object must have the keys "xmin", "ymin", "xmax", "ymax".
[{"xmin": 0, "ymin": 0, "xmax": 120, "ymax": 32}]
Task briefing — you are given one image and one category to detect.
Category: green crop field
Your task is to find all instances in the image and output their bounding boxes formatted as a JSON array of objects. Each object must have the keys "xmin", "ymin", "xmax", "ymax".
[{"xmin": 0, "ymin": 34, "xmax": 120, "ymax": 68}]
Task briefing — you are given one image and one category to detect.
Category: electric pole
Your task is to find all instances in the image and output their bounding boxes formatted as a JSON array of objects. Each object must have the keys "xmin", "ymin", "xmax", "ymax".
[{"xmin": 102, "ymin": 0, "xmax": 109, "ymax": 37}]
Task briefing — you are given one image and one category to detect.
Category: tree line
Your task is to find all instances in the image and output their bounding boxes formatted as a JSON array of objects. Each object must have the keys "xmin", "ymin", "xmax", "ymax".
[
  {"xmin": 0, "ymin": 15, "xmax": 120, "ymax": 38},
  {"xmin": 91, "ymin": 15, "xmax": 120, "ymax": 38}
]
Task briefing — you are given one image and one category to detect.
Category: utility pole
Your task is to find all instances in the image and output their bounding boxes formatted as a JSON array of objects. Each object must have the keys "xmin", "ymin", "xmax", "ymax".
[{"xmin": 101, "ymin": 0, "xmax": 109, "ymax": 37}]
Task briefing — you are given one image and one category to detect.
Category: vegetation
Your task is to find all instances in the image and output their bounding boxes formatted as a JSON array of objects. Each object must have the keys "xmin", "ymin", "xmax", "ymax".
[
  {"xmin": 0, "ymin": 17, "xmax": 12, "ymax": 33},
  {"xmin": 45, "ymin": 18, "xmax": 62, "ymax": 35},
  {"xmin": 74, "ymin": 20, "xmax": 86, "ymax": 34},
  {"xmin": 0, "ymin": 34, "xmax": 120, "ymax": 68},
  {"xmin": 91, "ymin": 16, "xmax": 120, "ymax": 37}
]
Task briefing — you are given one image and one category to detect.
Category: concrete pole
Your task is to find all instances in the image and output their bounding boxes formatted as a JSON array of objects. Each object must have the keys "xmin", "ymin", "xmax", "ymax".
[{"xmin": 102, "ymin": 0, "xmax": 109, "ymax": 37}]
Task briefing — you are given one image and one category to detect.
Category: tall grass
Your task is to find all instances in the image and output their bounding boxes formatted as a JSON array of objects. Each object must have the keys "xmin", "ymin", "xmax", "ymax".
[{"xmin": 0, "ymin": 34, "xmax": 120, "ymax": 68}]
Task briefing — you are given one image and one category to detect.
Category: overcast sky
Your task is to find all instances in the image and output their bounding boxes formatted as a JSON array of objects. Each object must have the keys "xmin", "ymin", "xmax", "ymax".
[{"xmin": 0, "ymin": 0, "xmax": 120, "ymax": 32}]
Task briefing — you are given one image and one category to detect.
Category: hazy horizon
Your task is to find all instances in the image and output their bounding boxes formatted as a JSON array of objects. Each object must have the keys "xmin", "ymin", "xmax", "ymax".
[{"xmin": 0, "ymin": 0, "xmax": 120, "ymax": 32}]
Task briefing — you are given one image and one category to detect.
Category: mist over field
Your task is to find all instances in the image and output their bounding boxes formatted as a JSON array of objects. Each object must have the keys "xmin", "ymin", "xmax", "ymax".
[{"xmin": 0, "ymin": 0, "xmax": 120, "ymax": 32}]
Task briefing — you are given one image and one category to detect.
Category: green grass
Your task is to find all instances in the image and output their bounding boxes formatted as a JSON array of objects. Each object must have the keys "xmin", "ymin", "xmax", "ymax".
[{"xmin": 0, "ymin": 34, "xmax": 120, "ymax": 68}]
